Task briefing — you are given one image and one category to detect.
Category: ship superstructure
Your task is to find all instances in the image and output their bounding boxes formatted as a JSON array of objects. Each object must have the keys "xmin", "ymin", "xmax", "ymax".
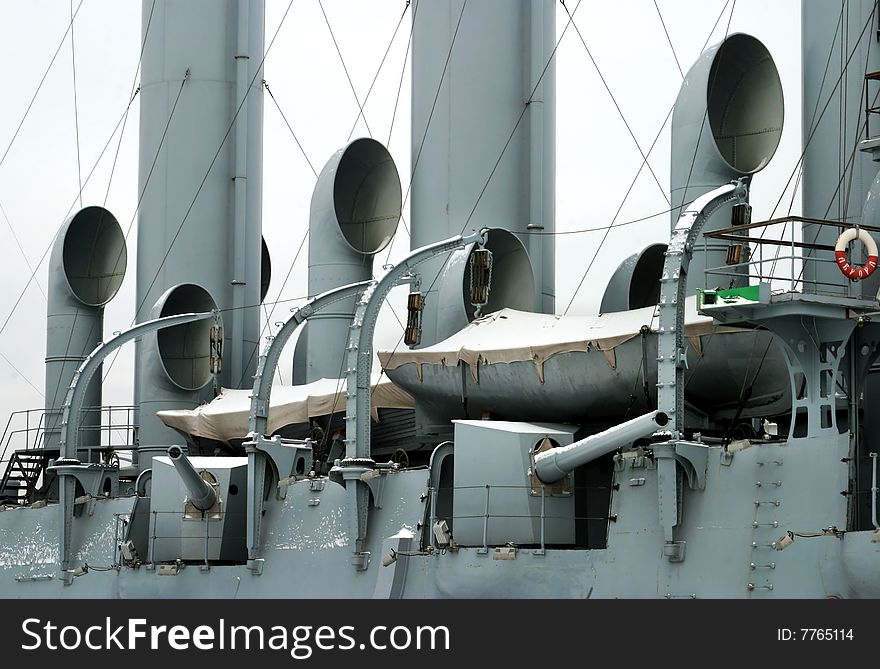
[{"xmin": 0, "ymin": 0, "xmax": 877, "ymax": 598}]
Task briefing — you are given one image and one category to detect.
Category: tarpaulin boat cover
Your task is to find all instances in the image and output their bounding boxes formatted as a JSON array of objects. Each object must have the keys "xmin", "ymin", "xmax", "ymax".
[
  {"xmin": 157, "ymin": 375, "xmax": 414, "ymax": 441},
  {"xmin": 377, "ymin": 298, "xmax": 745, "ymax": 383}
]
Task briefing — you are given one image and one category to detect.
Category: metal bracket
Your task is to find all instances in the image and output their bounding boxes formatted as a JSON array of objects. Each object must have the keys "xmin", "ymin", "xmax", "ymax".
[
  {"xmin": 48, "ymin": 461, "xmax": 119, "ymax": 513},
  {"xmin": 351, "ymin": 552, "xmax": 371, "ymax": 571},
  {"xmin": 671, "ymin": 441, "xmax": 709, "ymax": 490},
  {"xmin": 360, "ymin": 468, "xmax": 388, "ymax": 509},
  {"xmin": 652, "ymin": 440, "xmax": 710, "ymax": 562},
  {"xmin": 246, "ymin": 435, "xmax": 313, "ymax": 500},
  {"xmin": 335, "ymin": 458, "xmax": 377, "ymax": 567},
  {"xmin": 663, "ymin": 541, "xmax": 686, "ymax": 562}
]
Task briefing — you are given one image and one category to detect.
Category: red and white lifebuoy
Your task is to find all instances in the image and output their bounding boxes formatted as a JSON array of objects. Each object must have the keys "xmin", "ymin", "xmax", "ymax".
[{"xmin": 835, "ymin": 228, "xmax": 878, "ymax": 281}]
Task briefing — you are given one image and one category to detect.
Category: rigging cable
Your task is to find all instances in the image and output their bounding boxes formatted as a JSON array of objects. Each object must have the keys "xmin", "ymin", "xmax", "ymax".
[
  {"xmin": 0, "ymin": 0, "xmax": 89, "ymax": 309},
  {"xmin": 0, "ymin": 0, "xmax": 154, "ymax": 397},
  {"xmin": 380, "ymin": 0, "xmax": 421, "ymax": 269},
  {"xmin": 0, "ymin": 0, "xmax": 85, "ymax": 172},
  {"xmin": 0, "ymin": 86, "xmax": 142, "ymax": 399},
  {"xmin": 374, "ymin": 0, "xmax": 582, "ymax": 395},
  {"xmin": 564, "ymin": 0, "xmax": 671, "ymax": 207},
  {"xmin": 676, "ymin": 0, "xmax": 737, "ymax": 230},
  {"xmin": 560, "ymin": 0, "xmax": 737, "ymax": 315},
  {"xmin": 70, "ymin": 0, "xmax": 83, "ymax": 209},
  {"xmin": 0, "ymin": 88, "xmax": 143, "ymax": 344},
  {"xmin": 100, "ymin": 73, "xmax": 189, "ymax": 381},
  {"xmin": 332, "ymin": 1, "xmax": 412, "ymax": 234},
  {"xmin": 243, "ymin": 2, "xmax": 415, "ymax": 389},
  {"xmin": 104, "ymin": 0, "xmax": 157, "ymax": 208},
  {"xmin": 132, "ymin": 0, "xmax": 298, "ymax": 328},
  {"xmin": 763, "ymin": 4, "xmax": 845, "ymax": 277},
  {"xmin": 244, "ymin": 3, "xmax": 416, "ymax": 390},
  {"xmin": 318, "ymin": 0, "xmax": 372, "ymax": 137},
  {"xmin": 0, "ymin": 201, "xmax": 45, "ymax": 301},
  {"xmin": 84, "ymin": 0, "xmax": 160, "ymax": 389},
  {"xmin": 784, "ymin": 4, "xmax": 878, "ymax": 286},
  {"xmin": 653, "ymin": 0, "xmax": 684, "ymax": 79},
  {"xmin": 346, "ymin": 1, "xmax": 411, "ymax": 142},
  {"xmin": 264, "ymin": 81, "xmax": 319, "ymax": 178},
  {"xmin": 387, "ymin": 0, "xmax": 417, "ymax": 148}
]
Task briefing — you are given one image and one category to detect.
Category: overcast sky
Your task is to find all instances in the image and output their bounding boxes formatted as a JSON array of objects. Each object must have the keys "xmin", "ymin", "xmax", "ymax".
[{"xmin": 0, "ymin": 0, "xmax": 801, "ymax": 435}]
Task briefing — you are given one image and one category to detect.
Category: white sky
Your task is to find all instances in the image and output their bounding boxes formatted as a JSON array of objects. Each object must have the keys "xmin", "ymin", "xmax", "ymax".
[{"xmin": 0, "ymin": 0, "xmax": 802, "ymax": 435}]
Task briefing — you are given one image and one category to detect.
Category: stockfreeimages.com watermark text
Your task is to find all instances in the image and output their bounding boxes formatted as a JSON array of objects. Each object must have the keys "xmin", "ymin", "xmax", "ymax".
[{"xmin": 21, "ymin": 618, "xmax": 450, "ymax": 659}]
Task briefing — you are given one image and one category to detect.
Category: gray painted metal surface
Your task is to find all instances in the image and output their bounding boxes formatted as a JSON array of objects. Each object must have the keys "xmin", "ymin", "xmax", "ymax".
[
  {"xmin": 659, "ymin": 181, "xmax": 748, "ymax": 433},
  {"xmin": 410, "ymin": 0, "xmax": 555, "ymax": 346},
  {"xmin": 134, "ymin": 0, "xmax": 265, "ymax": 447},
  {"xmin": 1, "ymin": 431, "xmax": 875, "ymax": 599},
  {"xmin": 384, "ymin": 322, "xmax": 791, "ymax": 426},
  {"xmin": 301, "ymin": 139, "xmax": 400, "ymax": 382},
  {"xmin": 452, "ymin": 420, "xmax": 577, "ymax": 547},
  {"xmin": 670, "ymin": 33, "xmax": 782, "ymax": 292},
  {"xmin": 44, "ymin": 207, "xmax": 126, "ymax": 452},
  {"xmin": 6, "ymin": 3, "xmax": 879, "ymax": 601},
  {"xmin": 802, "ymin": 0, "xmax": 880, "ymax": 296},
  {"xmin": 167, "ymin": 446, "xmax": 218, "ymax": 511}
]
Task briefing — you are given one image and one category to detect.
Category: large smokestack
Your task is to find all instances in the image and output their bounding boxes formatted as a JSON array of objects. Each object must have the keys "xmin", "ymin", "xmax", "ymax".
[
  {"xmin": 670, "ymin": 33, "xmax": 783, "ymax": 294},
  {"xmin": 801, "ymin": 0, "xmax": 880, "ymax": 297},
  {"xmin": 134, "ymin": 0, "xmax": 265, "ymax": 448},
  {"xmin": 44, "ymin": 206, "xmax": 126, "ymax": 455},
  {"xmin": 410, "ymin": 0, "xmax": 554, "ymax": 346}
]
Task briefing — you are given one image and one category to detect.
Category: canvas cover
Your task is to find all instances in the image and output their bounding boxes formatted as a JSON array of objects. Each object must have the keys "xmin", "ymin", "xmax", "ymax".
[{"xmin": 157, "ymin": 375, "xmax": 414, "ymax": 441}]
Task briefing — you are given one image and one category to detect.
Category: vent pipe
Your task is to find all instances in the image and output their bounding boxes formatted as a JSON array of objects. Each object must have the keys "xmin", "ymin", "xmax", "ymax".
[
  {"xmin": 45, "ymin": 206, "xmax": 126, "ymax": 454},
  {"xmin": 297, "ymin": 138, "xmax": 401, "ymax": 382},
  {"xmin": 136, "ymin": 283, "xmax": 219, "ymax": 466},
  {"xmin": 600, "ymin": 243, "xmax": 668, "ymax": 314},
  {"xmin": 410, "ymin": 0, "xmax": 553, "ymax": 346},
  {"xmin": 671, "ymin": 33, "xmax": 783, "ymax": 293}
]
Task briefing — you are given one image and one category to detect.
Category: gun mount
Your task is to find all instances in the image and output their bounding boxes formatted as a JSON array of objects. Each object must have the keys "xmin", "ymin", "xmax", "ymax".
[
  {"xmin": 533, "ymin": 410, "xmax": 668, "ymax": 484},
  {"xmin": 167, "ymin": 446, "xmax": 217, "ymax": 512}
]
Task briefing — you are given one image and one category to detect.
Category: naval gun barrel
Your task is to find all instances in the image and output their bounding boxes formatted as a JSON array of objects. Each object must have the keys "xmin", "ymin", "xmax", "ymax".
[
  {"xmin": 167, "ymin": 446, "xmax": 217, "ymax": 511},
  {"xmin": 534, "ymin": 411, "xmax": 669, "ymax": 484}
]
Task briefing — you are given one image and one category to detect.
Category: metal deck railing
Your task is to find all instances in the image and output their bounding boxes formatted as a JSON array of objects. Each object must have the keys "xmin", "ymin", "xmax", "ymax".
[{"xmin": 702, "ymin": 215, "xmax": 880, "ymax": 301}]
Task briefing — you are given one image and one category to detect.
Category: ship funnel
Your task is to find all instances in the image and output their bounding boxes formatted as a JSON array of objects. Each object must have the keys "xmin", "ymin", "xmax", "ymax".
[
  {"xmin": 45, "ymin": 206, "xmax": 126, "ymax": 452},
  {"xmin": 671, "ymin": 33, "xmax": 783, "ymax": 291},
  {"xmin": 436, "ymin": 230, "xmax": 534, "ymax": 340},
  {"xmin": 410, "ymin": 0, "xmax": 555, "ymax": 346},
  {"xmin": 298, "ymin": 137, "xmax": 401, "ymax": 382},
  {"xmin": 136, "ymin": 283, "xmax": 219, "ymax": 459},
  {"xmin": 533, "ymin": 410, "xmax": 668, "ymax": 484}
]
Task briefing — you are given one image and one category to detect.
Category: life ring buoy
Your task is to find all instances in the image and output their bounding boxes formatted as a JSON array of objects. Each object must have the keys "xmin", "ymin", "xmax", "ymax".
[{"xmin": 835, "ymin": 228, "xmax": 878, "ymax": 281}]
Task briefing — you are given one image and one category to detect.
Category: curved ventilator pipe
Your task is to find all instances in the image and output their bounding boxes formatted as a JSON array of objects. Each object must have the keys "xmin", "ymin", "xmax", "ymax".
[
  {"xmin": 670, "ymin": 33, "xmax": 783, "ymax": 291},
  {"xmin": 45, "ymin": 206, "xmax": 126, "ymax": 453},
  {"xmin": 299, "ymin": 138, "xmax": 401, "ymax": 382},
  {"xmin": 136, "ymin": 283, "xmax": 221, "ymax": 456}
]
